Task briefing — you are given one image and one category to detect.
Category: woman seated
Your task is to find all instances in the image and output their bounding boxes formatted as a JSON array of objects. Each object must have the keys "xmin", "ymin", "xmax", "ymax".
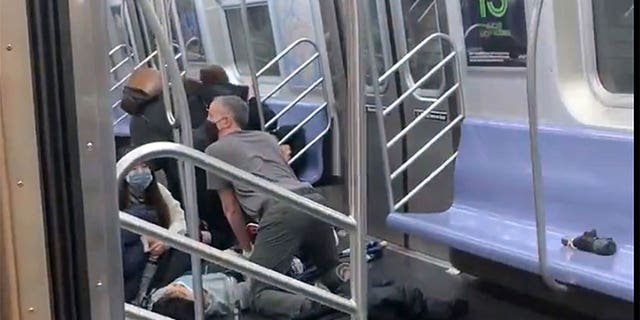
[{"xmin": 118, "ymin": 150, "xmax": 219, "ymax": 302}]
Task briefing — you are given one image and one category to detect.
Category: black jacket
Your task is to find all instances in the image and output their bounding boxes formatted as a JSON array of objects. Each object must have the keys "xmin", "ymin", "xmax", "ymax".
[{"xmin": 121, "ymin": 203, "xmax": 159, "ymax": 302}]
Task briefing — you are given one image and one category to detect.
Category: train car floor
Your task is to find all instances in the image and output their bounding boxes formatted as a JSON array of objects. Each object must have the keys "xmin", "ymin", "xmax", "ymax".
[{"xmin": 221, "ymin": 249, "xmax": 599, "ymax": 320}]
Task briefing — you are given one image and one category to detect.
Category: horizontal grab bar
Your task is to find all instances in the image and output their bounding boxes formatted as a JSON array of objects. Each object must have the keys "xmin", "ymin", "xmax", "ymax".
[
  {"xmin": 278, "ymin": 102, "xmax": 327, "ymax": 145},
  {"xmin": 109, "ymin": 43, "xmax": 129, "ymax": 56},
  {"xmin": 257, "ymin": 38, "xmax": 319, "ymax": 77},
  {"xmin": 394, "ymin": 151, "xmax": 458, "ymax": 210},
  {"xmin": 390, "ymin": 114, "xmax": 463, "ymax": 180},
  {"xmin": 261, "ymin": 53, "xmax": 320, "ymax": 103},
  {"xmin": 378, "ymin": 32, "xmax": 455, "ymax": 83},
  {"xmin": 116, "ymin": 142, "xmax": 356, "ymax": 231},
  {"xmin": 120, "ymin": 212, "xmax": 357, "ymax": 315},
  {"xmin": 382, "ymin": 52, "xmax": 456, "ymax": 117},
  {"xmin": 109, "ymin": 50, "xmax": 182, "ymax": 92},
  {"xmin": 387, "ymin": 83, "xmax": 459, "ymax": 148},
  {"xmin": 264, "ymin": 77, "xmax": 324, "ymax": 129},
  {"xmin": 289, "ymin": 120, "xmax": 330, "ymax": 165},
  {"xmin": 110, "ymin": 54, "xmax": 135, "ymax": 74},
  {"xmin": 124, "ymin": 303, "xmax": 173, "ymax": 320}
]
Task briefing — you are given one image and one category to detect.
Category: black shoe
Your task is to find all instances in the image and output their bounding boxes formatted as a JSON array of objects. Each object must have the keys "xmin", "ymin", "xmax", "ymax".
[{"xmin": 426, "ymin": 298, "xmax": 469, "ymax": 319}]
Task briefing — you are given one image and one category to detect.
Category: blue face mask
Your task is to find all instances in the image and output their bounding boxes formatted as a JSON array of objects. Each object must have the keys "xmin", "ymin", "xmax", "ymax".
[{"xmin": 126, "ymin": 167, "xmax": 153, "ymax": 196}]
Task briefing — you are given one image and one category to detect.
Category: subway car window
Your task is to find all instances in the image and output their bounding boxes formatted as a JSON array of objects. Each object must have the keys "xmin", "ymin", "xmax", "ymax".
[
  {"xmin": 592, "ymin": 0, "xmax": 634, "ymax": 94},
  {"xmin": 225, "ymin": 4, "xmax": 280, "ymax": 76},
  {"xmin": 401, "ymin": 0, "xmax": 443, "ymax": 91},
  {"xmin": 175, "ymin": 0, "xmax": 206, "ymax": 62},
  {"xmin": 364, "ymin": 2, "xmax": 388, "ymax": 91}
]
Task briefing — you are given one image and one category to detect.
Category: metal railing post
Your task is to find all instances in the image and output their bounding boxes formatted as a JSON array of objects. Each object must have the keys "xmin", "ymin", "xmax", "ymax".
[
  {"xmin": 240, "ymin": 0, "xmax": 265, "ymax": 130},
  {"xmin": 116, "ymin": 142, "xmax": 361, "ymax": 315},
  {"xmin": 136, "ymin": 1, "xmax": 206, "ymax": 318},
  {"xmin": 346, "ymin": 0, "xmax": 367, "ymax": 319},
  {"xmin": 525, "ymin": 0, "xmax": 567, "ymax": 292}
]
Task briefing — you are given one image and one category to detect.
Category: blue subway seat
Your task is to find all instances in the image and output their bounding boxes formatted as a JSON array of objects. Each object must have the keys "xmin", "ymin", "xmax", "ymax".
[
  {"xmin": 262, "ymin": 99, "xmax": 329, "ymax": 184},
  {"xmin": 387, "ymin": 118, "xmax": 634, "ymax": 301}
]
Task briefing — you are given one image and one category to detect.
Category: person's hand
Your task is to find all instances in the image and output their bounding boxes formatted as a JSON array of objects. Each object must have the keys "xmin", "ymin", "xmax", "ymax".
[
  {"xmin": 147, "ymin": 237, "xmax": 166, "ymax": 259},
  {"xmin": 200, "ymin": 231, "xmax": 212, "ymax": 244},
  {"xmin": 242, "ymin": 245, "xmax": 253, "ymax": 259},
  {"xmin": 280, "ymin": 144, "xmax": 292, "ymax": 162}
]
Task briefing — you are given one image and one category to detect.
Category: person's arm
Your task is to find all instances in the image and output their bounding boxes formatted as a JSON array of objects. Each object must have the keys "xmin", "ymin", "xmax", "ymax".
[
  {"xmin": 218, "ymin": 188, "xmax": 252, "ymax": 252},
  {"xmin": 157, "ymin": 183, "xmax": 187, "ymax": 235}
]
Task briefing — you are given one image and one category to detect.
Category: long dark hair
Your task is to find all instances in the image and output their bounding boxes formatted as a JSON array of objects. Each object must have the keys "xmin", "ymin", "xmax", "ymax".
[{"xmin": 117, "ymin": 147, "xmax": 171, "ymax": 229}]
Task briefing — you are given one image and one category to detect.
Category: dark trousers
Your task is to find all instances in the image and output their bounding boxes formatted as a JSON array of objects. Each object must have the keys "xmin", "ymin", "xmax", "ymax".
[{"xmin": 249, "ymin": 191, "xmax": 340, "ymax": 318}]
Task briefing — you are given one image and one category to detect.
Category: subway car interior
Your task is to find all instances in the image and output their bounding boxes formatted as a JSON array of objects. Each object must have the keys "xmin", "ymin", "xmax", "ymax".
[{"xmin": 0, "ymin": 0, "xmax": 634, "ymax": 319}]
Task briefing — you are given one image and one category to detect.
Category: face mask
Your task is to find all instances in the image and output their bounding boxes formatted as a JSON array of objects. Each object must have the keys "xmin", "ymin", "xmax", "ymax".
[{"xmin": 126, "ymin": 167, "xmax": 153, "ymax": 196}]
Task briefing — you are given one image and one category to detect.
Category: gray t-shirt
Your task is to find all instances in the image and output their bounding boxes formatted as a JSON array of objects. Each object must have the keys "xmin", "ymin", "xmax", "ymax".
[{"xmin": 205, "ymin": 130, "xmax": 310, "ymax": 221}]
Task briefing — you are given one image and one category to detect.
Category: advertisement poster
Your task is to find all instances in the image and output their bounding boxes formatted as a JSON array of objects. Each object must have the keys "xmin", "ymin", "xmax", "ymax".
[{"xmin": 461, "ymin": 0, "xmax": 527, "ymax": 67}]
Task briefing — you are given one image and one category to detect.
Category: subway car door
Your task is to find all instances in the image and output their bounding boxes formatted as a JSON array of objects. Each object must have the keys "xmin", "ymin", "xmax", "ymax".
[
  {"xmin": 388, "ymin": 0, "xmax": 458, "ymax": 258},
  {"xmin": 363, "ymin": 0, "xmax": 407, "ymax": 245}
]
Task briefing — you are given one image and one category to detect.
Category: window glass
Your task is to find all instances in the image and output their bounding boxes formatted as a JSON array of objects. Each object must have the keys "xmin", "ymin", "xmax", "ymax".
[
  {"xmin": 225, "ymin": 5, "xmax": 280, "ymax": 76},
  {"xmin": 592, "ymin": 0, "xmax": 634, "ymax": 94},
  {"xmin": 401, "ymin": 0, "xmax": 443, "ymax": 90},
  {"xmin": 175, "ymin": 0, "xmax": 206, "ymax": 62},
  {"xmin": 364, "ymin": 2, "xmax": 388, "ymax": 90}
]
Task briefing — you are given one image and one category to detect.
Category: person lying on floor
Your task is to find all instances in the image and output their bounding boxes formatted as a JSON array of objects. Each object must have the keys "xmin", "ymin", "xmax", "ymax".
[{"xmin": 148, "ymin": 261, "xmax": 468, "ymax": 320}]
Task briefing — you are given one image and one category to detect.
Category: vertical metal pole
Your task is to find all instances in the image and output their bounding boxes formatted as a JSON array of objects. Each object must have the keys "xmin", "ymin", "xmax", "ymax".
[
  {"xmin": 155, "ymin": 0, "xmax": 175, "ymax": 126},
  {"xmin": 346, "ymin": 0, "xmax": 367, "ymax": 319},
  {"xmin": 138, "ymin": 1, "xmax": 205, "ymax": 319},
  {"xmin": 168, "ymin": 0, "xmax": 188, "ymax": 69},
  {"xmin": 525, "ymin": 0, "xmax": 566, "ymax": 292},
  {"xmin": 193, "ymin": 0, "xmax": 217, "ymax": 63},
  {"xmin": 239, "ymin": 0, "xmax": 266, "ymax": 130},
  {"xmin": 363, "ymin": 0, "xmax": 394, "ymax": 212}
]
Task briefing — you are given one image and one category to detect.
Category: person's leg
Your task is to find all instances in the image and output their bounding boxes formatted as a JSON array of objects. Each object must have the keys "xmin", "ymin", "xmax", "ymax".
[
  {"xmin": 300, "ymin": 194, "xmax": 342, "ymax": 292},
  {"xmin": 248, "ymin": 208, "xmax": 309, "ymax": 318}
]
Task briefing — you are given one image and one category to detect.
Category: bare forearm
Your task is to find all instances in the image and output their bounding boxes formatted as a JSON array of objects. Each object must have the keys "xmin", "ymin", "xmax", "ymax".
[{"xmin": 226, "ymin": 210, "xmax": 251, "ymax": 251}]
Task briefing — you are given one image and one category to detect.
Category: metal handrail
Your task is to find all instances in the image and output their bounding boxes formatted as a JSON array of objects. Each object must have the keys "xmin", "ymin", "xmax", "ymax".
[
  {"xmin": 124, "ymin": 303, "xmax": 173, "ymax": 320},
  {"xmin": 264, "ymin": 77, "xmax": 324, "ymax": 129},
  {"xmin": 256, "ymin": 38, "xmax": 318, "ymax": 77},
  {"xmin": 240, "ymin": 0, "xmax": 265, "ymax": 130},
  {"xmin": 525, "ymin": 0, "xmax": 567, "ymax": 292},
  {"xmin": 109, "ymin": 44, "xmax": 129, "ymax": 57},
  {"xmin": 382, "ymin": 51, "xmax": 455, "ymax": 116},
  {"xmin": 122, "ymin": 0, "xmax": 142, "ymax": 64},
  {"xmin": 136, "ymin": 1, "xmax": 205, "ymax": 318},
  {"xmin": 116, "ymin": 142, "xmax": 362, "ymax": 315},
  {"xmin": 379, "ymin": 32, "xmax": 455, "ymax": 83},
  {"xmin": 117, "ymin": 143, "xmax": 356, "ymax": 230},
  {"xmin": 387, "ymin": 83, "xmax": 459, "ymax": 148},
  {"xmin": 110, "ymin": 53, "xmax": 135, "ymax": 74},
  {"xmin": 278, "ymin": 102, "xmax": 327, "ymax": 145},
  {"xmin": 153, "ymin": 0, "xmax": 176, "ymax": 127},
  {"xmin": 390, "ymin": 114, "xmax": 463, "ymax": 181},
  {"xmin": 167, "ymin": 0, "xmax": 188, "ymax": 72},
  {"xmin": 261, "ymin": 53, "xmax": 320, "ymax": 103},
  {"xmin": 394, "ymin": 151, "xmax": 458, "ymax": 211},
  {"xmin": 255, "ymin": 37, "xmax": 332, "ymax": 168},
  {"xmin": 289, "ymin": 121, "xmax": 330, "ymax": 165},
  {"xmin": 373, "ymin": 28, "xmax": 465, "ymax": 211},
  {"xmin": 108, "ymin": 50, "xmax": 182, "ymax": 93},
  {"xmin": 417, "ymin": 0, "xmax": 437, "ymax": 23}
]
